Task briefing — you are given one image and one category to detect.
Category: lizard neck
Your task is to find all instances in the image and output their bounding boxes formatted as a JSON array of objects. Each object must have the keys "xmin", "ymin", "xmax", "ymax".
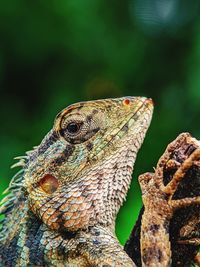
[
  {"xmin": 64, "ymin": 142, "xmax": 136, "ymax": 231},
  {"xmin": 86, "ymin": 145, "xmax": 135, "ymax": 228},
  {"xmin": 28, "ymin": 134, "xmax": 138, "ymax": 233}
]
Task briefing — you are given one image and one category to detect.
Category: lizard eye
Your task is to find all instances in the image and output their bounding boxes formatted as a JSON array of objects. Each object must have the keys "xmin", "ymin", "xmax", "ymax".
[
  {"xmin": 58, "ymin": 115, "xmax": 100, "ymax": 144},
  {"xmin": 66, "ymin": 122, "xmax": 82, "ymax": 134},
  {"xmin": 59, "ymin": 118, "xmax": 88, "ymax": 143}
]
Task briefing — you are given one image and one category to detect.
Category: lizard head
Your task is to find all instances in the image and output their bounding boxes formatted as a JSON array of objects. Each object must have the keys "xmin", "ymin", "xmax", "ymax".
[{"xmin": 24, "ymin": 97, "xmax": 153, "ymax": 231}]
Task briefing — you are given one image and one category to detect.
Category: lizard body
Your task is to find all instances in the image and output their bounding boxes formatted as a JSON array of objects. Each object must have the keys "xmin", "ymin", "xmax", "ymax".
[{"xmin": 0, "ymin": 97, "xmax": 153, "ymax": 266}]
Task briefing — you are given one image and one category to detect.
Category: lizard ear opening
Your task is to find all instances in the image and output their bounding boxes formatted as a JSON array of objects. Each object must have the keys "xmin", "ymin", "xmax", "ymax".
[{"xmin": 39, "ymin": 174, "xmax": 59, "ymax": 194}]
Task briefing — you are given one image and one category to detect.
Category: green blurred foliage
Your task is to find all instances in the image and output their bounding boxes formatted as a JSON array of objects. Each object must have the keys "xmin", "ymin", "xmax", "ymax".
[{"xmin": 0, "ymin": 0, "xmax": 200, "ymax": 245}]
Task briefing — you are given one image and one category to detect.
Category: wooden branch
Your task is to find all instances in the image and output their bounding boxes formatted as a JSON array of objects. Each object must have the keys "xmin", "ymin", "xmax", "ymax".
[{"xmin": 124, "ymin": 133, "xmax": 200, "ymax": 267}]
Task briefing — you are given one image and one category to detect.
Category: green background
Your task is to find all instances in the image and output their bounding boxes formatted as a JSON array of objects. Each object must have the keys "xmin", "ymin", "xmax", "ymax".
[{"xmin": 0, "ymin": 0, "xmax": 200, "ymax": 245}]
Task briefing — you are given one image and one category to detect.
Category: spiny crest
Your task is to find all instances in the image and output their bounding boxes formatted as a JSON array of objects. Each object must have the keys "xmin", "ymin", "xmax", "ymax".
[{"xmin": 0, "ymin": 156, "xmax": 27, "ymax": 239}]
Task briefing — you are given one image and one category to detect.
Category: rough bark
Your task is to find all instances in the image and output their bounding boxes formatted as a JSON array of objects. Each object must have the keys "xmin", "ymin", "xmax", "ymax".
[{"xmin": 125, "ymin": 133, "xmax": 200, "ymax": 267}]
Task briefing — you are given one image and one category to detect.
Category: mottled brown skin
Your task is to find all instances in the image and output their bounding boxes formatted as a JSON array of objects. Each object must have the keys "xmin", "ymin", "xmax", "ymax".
[
  {"xmin": 0, "ymin": 97, "xmax": 153, "ymax": 266},
  {"xmin": 139, "ymin": 133, "xmax": 200, "ymax": 267}
]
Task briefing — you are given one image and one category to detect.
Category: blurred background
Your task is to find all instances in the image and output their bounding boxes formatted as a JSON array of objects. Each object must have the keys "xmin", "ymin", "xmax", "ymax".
[{"xmin": 1, "ymin": 0, "xmax": 200, "ymax": 245}]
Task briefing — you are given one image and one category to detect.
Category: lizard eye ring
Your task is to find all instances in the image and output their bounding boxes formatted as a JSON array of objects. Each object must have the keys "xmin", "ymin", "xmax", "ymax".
[{"xmin": 56, "ymin": 113, "xmax": 101, "ymax": 144}]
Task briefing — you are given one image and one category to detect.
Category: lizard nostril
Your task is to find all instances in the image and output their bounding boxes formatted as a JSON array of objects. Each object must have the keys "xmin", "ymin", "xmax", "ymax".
[
  {"xmin": 39, "ymin": 174, "xmax": 59, "ymax": 194},
  {"xmin": 123, "ymin": 99, "xmax": 130, "ymax": 106}
]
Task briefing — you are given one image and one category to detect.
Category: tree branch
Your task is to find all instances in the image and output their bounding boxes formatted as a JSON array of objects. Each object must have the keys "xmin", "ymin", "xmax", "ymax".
[{"xmin": 125, "ymin": 133, "xmax": 200, "ymax": 267}]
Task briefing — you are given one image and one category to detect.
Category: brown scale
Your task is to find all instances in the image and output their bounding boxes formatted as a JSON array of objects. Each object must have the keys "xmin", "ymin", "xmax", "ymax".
[{"xmin": 125, "ymin": 133, "xmax": 200, "ymax": 267}]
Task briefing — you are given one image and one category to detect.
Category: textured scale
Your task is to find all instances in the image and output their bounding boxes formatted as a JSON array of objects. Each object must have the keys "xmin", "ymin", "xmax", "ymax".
[
  {"xmin": 138, "ymin": 133, "xmax": 200, "ymax": 267},
  {"xmin": 0, "ymin": 97, "xmax": 153, "ymax": 266}
]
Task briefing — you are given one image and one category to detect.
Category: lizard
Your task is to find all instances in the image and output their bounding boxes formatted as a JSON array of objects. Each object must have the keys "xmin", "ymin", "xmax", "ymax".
[
  {"xmin": 125, "ymin": 133, "xmax": 200, "ymax": 267},
  {"xmin": 0, "ymin": 96, "xmax": 153, "ymax": 267}
]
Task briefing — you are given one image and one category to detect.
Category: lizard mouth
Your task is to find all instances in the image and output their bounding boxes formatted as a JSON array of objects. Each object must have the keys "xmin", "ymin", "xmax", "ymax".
[
  {"xmin": 106, "ymin": 97, "xmax": 153, "ymax": 142},
  {"xmin": 109, "ymin": 97, "xmax": 153, "ymax": 147},
  {"xmin": 119, "ymin": 97, "xmax": 153, "ymax": 133}
]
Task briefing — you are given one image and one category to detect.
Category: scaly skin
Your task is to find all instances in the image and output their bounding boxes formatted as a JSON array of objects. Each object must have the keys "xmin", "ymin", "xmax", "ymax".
[
  {"xmin": 0, "ymin": 97, "xmax": 153, "ymax": 267},
  {"xmin": 139, "ymin": 133, "xmax": 200, "ymax": 267}
]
